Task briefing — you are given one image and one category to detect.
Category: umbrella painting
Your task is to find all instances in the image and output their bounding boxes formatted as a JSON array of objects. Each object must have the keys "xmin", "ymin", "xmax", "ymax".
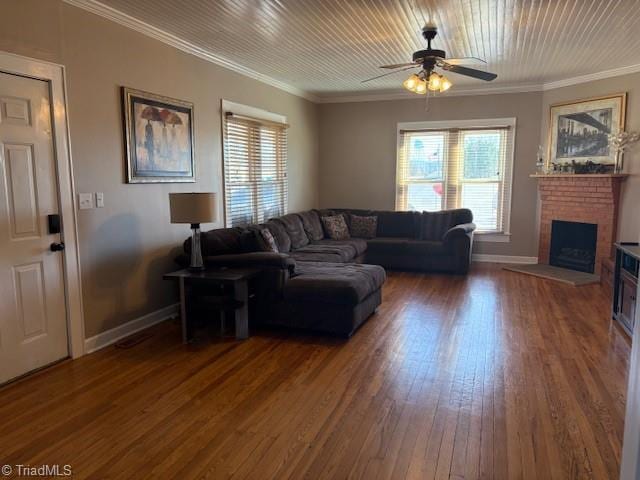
[{"xmin": 122, "ymin": 87, "xmax": 195, "ymax": 183}]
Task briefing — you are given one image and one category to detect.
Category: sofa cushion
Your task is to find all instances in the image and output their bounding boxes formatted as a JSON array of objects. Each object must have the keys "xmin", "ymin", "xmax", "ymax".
[
  {"xmin": 285, "ymin": 262, "xmax": 386, "ymax": 305},
  {"xmin": 289, "ymin": 242, "xmax": 357, "ymax": 263},
  {"xmin": 290, "ymin": 251, "xmax": 346, "ymax": 263},
  {"xmin": 349, "ymin": 215, "xmax": 377, "ymax": 238},
  {"xmin": 335, "ymin": 208, "xmax": 376, "ymax": 217},
  {"xmin": 420, "ymin": 209, "xmax": 473, "ymax": 241},
  {"xmin": 264, "ymin": 220, "xmax": 292, "ymax": 253},
  {"xmin": 366, "ymin": 237, "xmax": 411, "ymax": 255},
  {"xmin": 321, "ymin": 214, "xmax": 350, "ymax": 240},
  {"xmin": 366, "ymin": 237, "xmax": 446, "ymax": 255},
  {"xmin": 404, "ymin": 239, "xmax": 447, "ymax": 256},
  {"xmin": 191, "ymin": 227, "xmax": 245, "ymax": 256},
  {"xmin": 298, "ymin": 210, "xmax": 324, "ymax": 241},
  {"xmin": 204, "ymin": 252, "xmax": 295, "ymax": 271},
  {"xmin": 313, "ymin": 238, "xmax": 367, "ymax": 257},
  {"xmin": 256, "ymin": 228, "xmax": 279, "ymax": 253},
  {"xmin": 273, "ymin": 213, "xmax": 310, "ymax": 249},
  {"xmin": 376, "ymin": 211, "xmax": 420, "ymax": 238},
  {"xmin": 315, "ymin": 208, "xmax": 337, "ymax": 218}
]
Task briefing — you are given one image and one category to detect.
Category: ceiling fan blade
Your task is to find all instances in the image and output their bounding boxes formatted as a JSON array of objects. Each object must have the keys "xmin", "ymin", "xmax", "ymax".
[
  {"xmin": 439, "ymin": 61, "xmax": 497, "ymax": 81},
  {"xmin": 379, "ymin": 62, "xmax": 420, "ymax": 69},
  {"xmin": 361, "ymin": 66, "xmax": 418, "ymax": 83},
  {"xmin": 445, "ymin": 57, "xmax": 487, "ymax": 66}
]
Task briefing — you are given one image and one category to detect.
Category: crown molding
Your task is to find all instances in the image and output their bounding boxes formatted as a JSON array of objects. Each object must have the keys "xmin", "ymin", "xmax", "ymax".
[
  {"xmin": 62, "ymin": 0, "xmax": 319, "ymax": 102},
  {"xmin": 541, "ymin": 63, "xmax": 640, "ymax": 91}
]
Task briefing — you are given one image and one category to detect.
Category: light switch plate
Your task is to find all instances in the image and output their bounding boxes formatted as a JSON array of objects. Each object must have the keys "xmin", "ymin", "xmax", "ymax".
[
  {"xmin": 78, "ymin": 193, "xmax": 94, "ymax": 210},
  {"xmin": 95, "ymin": 192, "xmax": 104, "ymax": 208}
]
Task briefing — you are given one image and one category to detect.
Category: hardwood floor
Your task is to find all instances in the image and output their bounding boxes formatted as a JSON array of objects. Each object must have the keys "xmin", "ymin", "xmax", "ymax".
[{"xmin": 0, "ymin": 264, "xmax": 630, "ymax": 479}]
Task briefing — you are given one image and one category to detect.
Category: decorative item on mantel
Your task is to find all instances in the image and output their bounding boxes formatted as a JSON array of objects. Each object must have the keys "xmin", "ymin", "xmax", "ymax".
[
  {"xmin": 536, "ymin": 145, "xmax": 546, "ymax": 174},
  {"xmin": 608, "ymin": 131, "xmax": 640, "ymax": 172}
]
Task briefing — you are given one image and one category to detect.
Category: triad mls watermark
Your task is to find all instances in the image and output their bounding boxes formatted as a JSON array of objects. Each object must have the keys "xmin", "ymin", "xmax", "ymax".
[{"xmin": 1, "ymin": 464, "xmax": 72, "ymax": 477}]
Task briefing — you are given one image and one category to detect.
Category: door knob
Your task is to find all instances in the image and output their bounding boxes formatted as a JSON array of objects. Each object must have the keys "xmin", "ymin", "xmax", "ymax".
[{"xmin": 50, "ymin": 242, "xmax": 65, "ymax": 252}]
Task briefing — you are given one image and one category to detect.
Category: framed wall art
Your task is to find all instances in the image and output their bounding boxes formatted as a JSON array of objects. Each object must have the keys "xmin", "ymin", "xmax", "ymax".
[
  {"xmin": 122, "ymin": 87, "xmax": 195, "ymax": 183},
  {"xmin": 548, "ymin": 93, "xmax": 626, "ymax": 173}
]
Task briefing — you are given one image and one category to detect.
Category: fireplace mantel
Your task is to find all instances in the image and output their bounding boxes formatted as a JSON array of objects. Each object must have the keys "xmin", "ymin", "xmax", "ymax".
[
  {"xmin": 533, "ymin": 174, "xmax": 628, "ymax": 275},
  {"xmin": 530, "ymin": 173, "xmax": 630, "ymax": 179}
]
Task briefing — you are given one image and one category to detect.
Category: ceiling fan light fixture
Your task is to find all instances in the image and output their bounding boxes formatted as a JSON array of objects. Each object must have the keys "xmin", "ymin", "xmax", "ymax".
[
  {"xmin": 439, "ymin": 76, "xmax": 452, "ymax": 92},
  {"xmin": 414, "ymin": 79, "xmax": 427, "ymax": 94},
  {"xmin": 427, "ymin": 73, "xmax": 442, "ymax": 91},
  {"xmin": 402, "ymin": 74, "xmax": 420, "ymax": 92}
]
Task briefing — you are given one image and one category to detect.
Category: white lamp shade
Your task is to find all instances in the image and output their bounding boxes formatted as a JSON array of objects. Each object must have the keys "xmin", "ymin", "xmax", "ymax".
[{"xmin": 169, "ymin": 192, "xmax": 217, "ymax": 224}]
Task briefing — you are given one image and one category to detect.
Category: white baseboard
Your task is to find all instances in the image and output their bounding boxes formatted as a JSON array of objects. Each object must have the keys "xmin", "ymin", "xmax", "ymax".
[
  {"xmin": 84, "ymin": 303, "xmax": 179, "ymax": 354},
  {"xmin": 472, "ymin": 254, "xmax": 538, "ymax": 264}
]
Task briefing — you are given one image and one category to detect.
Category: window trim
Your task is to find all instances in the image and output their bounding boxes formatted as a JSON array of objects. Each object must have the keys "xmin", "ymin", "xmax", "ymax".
[
  {"xmin": 396, "ymin": 118, "xmax": 516, "ymax": 239},
  {"xmin": 221, "ymin": 100, "xmax": 288, "ymax": 227}
]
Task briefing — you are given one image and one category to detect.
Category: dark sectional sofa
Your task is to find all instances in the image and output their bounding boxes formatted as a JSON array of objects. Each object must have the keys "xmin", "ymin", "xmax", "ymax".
[{"xmin": 179, "ymin": 208, "xmax": 475, "ymax": 337}]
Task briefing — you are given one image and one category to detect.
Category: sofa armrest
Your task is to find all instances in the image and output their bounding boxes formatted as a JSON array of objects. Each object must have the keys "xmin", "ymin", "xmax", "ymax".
[
  {"xmin": 174, "ymin": 252, "xmax": 296, "ymax": 272},
  {"xmin": 442, "ymin": 222, "xmax": 476, "ymax": 243},
  {"xmin": 205, "ymin": 252, "xmax": 296, "ymax": 271}
]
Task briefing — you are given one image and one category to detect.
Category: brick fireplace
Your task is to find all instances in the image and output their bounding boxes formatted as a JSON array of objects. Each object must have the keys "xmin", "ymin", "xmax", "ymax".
[{"xmin": 532, "ymin": 174, "xmax": 628, "ymax": 275}]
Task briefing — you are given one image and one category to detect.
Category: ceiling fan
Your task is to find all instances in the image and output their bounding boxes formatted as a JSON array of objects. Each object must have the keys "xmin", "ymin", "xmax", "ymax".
[{"xmin": 362, "ymin": 24, "xmax": 497, "ymax": 94}]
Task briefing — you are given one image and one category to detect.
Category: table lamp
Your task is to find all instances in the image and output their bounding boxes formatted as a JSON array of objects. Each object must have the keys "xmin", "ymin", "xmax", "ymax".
[{"xmin": 169, "ymin": 192, "xmax": 217, "ymax": 271}]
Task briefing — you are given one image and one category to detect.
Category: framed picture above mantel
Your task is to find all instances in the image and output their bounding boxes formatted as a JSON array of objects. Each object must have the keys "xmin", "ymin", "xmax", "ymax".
[
  {"xmin": 548, "ymin": 93, "xmax": 627, "ymax": 174},
  {"xmin": 122, "ymin": 87, "xmax": 195, "ymax": 183}
]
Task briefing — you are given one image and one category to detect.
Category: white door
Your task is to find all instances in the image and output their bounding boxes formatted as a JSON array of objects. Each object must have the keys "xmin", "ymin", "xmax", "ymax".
[{"xmin": 0, "ymin": 71, "xmax": 68, "ymax": 384}]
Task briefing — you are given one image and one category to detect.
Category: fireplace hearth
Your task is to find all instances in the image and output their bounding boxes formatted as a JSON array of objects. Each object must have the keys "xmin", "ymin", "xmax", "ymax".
[{"xmin": 550, "ymin": 220, "xmax": 598, "ymax": 273}]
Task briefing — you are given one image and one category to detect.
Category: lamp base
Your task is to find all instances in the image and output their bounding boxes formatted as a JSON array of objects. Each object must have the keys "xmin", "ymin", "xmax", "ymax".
[{"xmin": 189, "ymin": 223, "xmax": 204, "ymax": 271}]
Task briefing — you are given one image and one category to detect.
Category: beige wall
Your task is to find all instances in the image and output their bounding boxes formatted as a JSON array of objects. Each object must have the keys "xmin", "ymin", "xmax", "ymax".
[
  {"xmin": 318, "ymin": 93, "xmax": 544, "ymax": 256},
  {"xmin": 541, "ymin": 72, "xmax": 640, "ymax": 242},
  {"xmin": 0, "ymin": 1, "xmax": 319, "ymax": 337}
]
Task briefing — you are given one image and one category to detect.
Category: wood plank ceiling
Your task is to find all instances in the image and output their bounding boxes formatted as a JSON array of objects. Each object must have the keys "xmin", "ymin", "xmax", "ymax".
[{"xmin": 98, "ymin": 0, "xmax": 640, "ymax": 98}]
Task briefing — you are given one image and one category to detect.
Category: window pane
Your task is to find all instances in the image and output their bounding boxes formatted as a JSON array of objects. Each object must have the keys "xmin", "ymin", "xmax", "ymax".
[
  {"xmin": 229, "ymin": 185, "xmax": 254, "ymax": 226},
  {"xmin": 259, "ymin": 182, "xmax": 283, "ymax": 219},
  {"xmin": 461, "ymin": 183, "xmax": 499, "ymax": 231},
  {"xmin": 407, "ymin": 183, "xmax": 443, "ymax": 211},
  {"xmin": 260, "ymin": 129, "xmax": 277, "ymax": 181},
  {"xmin": 463, "ymin": 133, "xmax": 501, "ymax": 180},
  {"xmin": 407, "ymin": 135, "xmax": 444, "ymax": 180}
]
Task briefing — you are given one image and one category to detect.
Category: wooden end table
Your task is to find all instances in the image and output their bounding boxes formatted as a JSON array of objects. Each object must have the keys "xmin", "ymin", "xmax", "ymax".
[{"xmin": 163, "ymin": 267, "xmax": 260, "ymax": 343}]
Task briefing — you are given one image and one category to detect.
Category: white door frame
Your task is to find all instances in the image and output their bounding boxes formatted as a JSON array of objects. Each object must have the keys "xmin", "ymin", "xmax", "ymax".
[{"xmin": 0, "ymin": 51, "xmax": 85, "ymax": 359}]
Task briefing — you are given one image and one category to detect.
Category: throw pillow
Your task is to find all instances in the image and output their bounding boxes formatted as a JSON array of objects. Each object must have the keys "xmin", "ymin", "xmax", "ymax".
[
  {"xmin": 321, "ymin": 215, "xmax": 350, "ymax": 240},
  {"xmin": 257, "ymin": 228, "xmax": 279, "ymax": 253},
  {"xmin": 349, "ymin": 215, "xmax": 377, "ymax": 238}
]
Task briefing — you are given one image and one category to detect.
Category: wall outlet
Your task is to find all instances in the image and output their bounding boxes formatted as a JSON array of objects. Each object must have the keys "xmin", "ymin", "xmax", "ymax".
[
  {"xmin": 78, "ymin": 193, "xmax": 94, "ymax": 210},
  {"xmin": 95, "ymin": 192, "xmax": 104, "ymax": 208}
]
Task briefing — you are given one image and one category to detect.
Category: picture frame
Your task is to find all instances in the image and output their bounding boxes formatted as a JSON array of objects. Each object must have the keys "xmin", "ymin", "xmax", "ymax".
[
  {"xmin": 122, "ymin": 87, "xmax": 195, "ymax": 183},
  {"xmin": 548, "ymin": 93, "xmax": 627, "ymax": 173}
]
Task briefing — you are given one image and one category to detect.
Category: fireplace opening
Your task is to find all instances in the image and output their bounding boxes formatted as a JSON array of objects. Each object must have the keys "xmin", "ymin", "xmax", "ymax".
[{"xmin": 549, "ymin": 220, "xmax": 598, "ymax": 273}]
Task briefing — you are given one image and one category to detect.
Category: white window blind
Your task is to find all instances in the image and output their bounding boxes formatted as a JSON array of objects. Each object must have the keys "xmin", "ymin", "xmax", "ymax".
[
  {"xmin": 396, "ymin": 121, "xmax": 515, "ymax": 233},
  {"xmin": 223, "ymin": 113, "xmax": 288, "ymax": 227}
]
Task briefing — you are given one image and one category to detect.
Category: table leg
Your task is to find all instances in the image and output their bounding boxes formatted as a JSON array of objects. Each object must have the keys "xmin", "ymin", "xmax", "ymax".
[
  {"xmin": 234, "ymin": 279, "xmax": 249, "ymax": 339},
  {"xmin": 179, "ymin": 277, "xmax": 189, "ymax": 343}
]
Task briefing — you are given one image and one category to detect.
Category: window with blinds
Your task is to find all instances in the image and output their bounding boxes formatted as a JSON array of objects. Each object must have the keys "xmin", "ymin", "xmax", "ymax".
[
  {"xmin": 223, "ymin": 112, "xmax": 288, "ymax": 227},
  {"xmin": 396, "ymin": 120, "xmax": 515, "ymax": 234}
]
